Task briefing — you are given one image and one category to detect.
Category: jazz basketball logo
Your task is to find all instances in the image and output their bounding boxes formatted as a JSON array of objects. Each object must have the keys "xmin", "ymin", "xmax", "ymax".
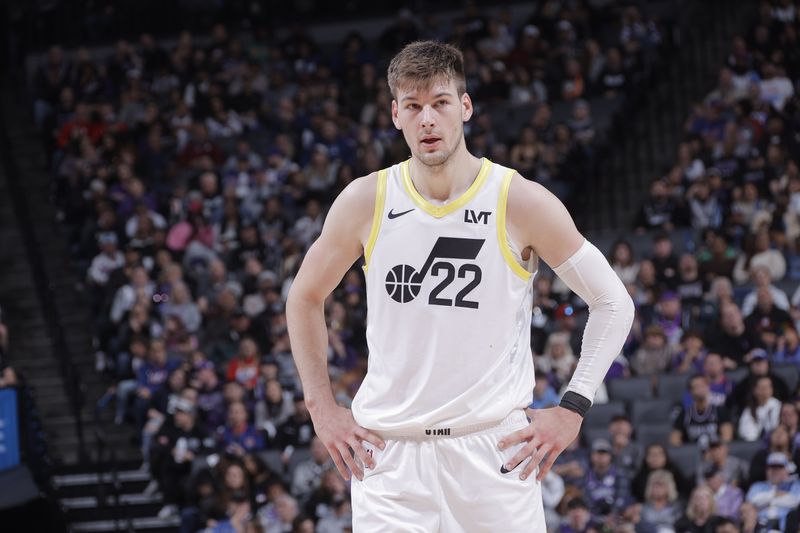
[{"xmin": 385, "ymin": 237, "xmax": 484, "ymax": 308}]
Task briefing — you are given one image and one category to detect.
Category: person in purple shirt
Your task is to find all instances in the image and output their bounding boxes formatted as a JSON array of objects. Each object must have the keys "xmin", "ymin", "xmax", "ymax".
[
  {"xmin": 217, "ymin": 400, "xmax": 265, "ymax": 456},
  {"xmin": 704, "ymin": 465, "xmax": 742, "ymax": 519},
  {"xmin": 581, "ymin": 438, "xmax": 630, "ymax": 517},
  {"xmin": 134, "ymin": 338, "xmax": 180, "ymax": 430}
]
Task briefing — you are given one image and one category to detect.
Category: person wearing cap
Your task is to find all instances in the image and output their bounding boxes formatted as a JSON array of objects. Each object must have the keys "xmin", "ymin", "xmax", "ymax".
[
  {"xmin": 654, "ymin": 290, "xmax": 686, "ymax": 346},
  {"xmin": 738, "ymin": 374, "xmax": 782, "ymax": 441},
  {"xmin": 671, "ymin": 374, "xmax": 734, "ymax": 446},
  {"xmin": 745, "ymin": 451, "xmax": 800, "ymax": 530},
  {"xmin": 632, "ymin": 324, "xmax": 676, "ymax": 376},
  {"xmin": 703, "ymin": 464, "xmax": 743, "ymax": 519},
  {"xmin": 88, "ymin": 231, "xmax": 125, "ymax": 288},
  {"xmin": 729, "ymin": 348, "xmax": 790, "ymax": 414},
  {"xmin": 748, "ymin": 423, "xmax": 800, "ymax": 486},
  {"xmin": 581, "ymin": 438, "xmax": 630, "ymax": 517},
  {"xmin": 151, "ymin": 393, "xmax": 213, "ymax": 519}
]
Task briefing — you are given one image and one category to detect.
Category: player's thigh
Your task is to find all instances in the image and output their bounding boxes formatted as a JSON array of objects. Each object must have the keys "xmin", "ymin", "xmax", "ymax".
[
  {"xmin": 437, "ymin": 425, "xmax": 546, "ymax": 533},
  {"xmin": 351, "ymin": 439, "xmax": 441, "ymax": 533}
]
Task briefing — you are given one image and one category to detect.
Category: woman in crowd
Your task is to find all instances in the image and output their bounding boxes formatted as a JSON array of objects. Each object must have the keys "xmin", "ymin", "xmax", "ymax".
[
  {"xmin": 640, "ymin": 469, "xmax": 683, "ymax": 529},
  {"xmin": 632, "ymin": 443, "xmax": 693, "ymax": 502}
]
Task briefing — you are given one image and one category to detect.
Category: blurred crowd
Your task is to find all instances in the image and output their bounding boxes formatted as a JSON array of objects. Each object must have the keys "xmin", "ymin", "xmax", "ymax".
[{"xmin": 27, "ymin": 1, "xmax": 680, "ymax": 532}]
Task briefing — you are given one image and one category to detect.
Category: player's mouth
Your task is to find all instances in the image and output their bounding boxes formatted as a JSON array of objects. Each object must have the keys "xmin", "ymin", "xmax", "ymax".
[{"xmin": 420, "ymin": 136, "xmax": 442, "ymax": 148}]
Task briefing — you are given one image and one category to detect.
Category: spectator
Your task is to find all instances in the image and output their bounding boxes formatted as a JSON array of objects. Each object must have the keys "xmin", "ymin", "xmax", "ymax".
[
  {"xmin": 745, "ymin": 452, "xmax": 800, "ymax": 530},
  {"xmin": 635, "ymin": 180, "xmax": 678, "ymax": 232},
  {"xmin": 160, "ymin": 281, "xmax": 202, "ymax": 333},
  {"xmin": 535, "ymin": 331, "xmax": 576, "ymax": 387},
  {"xmin": 291, "ymin": 437, "xmax": 333, "ymax": 503},
  {"xmin": 608, "ymin": 415, "xmax": 642, "ymax": 481},
  {"xmin": 88, "ymin": 232, "xmax": 125, "ymax": 288},
  {"xmin": 673, "ymin": 486, "xmax": 718, "ymax": 533},
  {"xmin": 558, "ymin": 497, "xmax": 593, "ymax": 533},
  {"xmin": 650, "ymin": 233, "xmax": 680, "ymax": 290},
  {"xmin": 738, "ymin": 502, "xmax": 765, "ymax": 533},
  {"xmin": 260, "ymin": 494, "xmax": 299, "ymax": 533},
  {"xmin": 700, "ymin": 352, "xmax": 734, "ymax": 407},
  {"xmin": 217, "ymin": 400, "xmax": 265, "ymax": 456},
  {"xmin": 702, "ymin": 465, "xmax": 743, "ymax": 519},
  {"xmin": 697, "ymin": 233, "xmax": 736, "ymax": 283},
  {"xmin": 706, "ymin": 302, "xmax": 761, "ymax": 367},
  {"xmin": 774, "ymin": 326, "xmax": 800, "ymax": 366},
  {"xmin": 632, "ymin": 325, "xmax": 675, "ymax": 376},
  {"xmin": 640, "ymin": 469, "xmax": 682, "ymax": 529},
  {"xmin": 134, "ymin": 338, "xmax": 179, "ymax": 430},
  {"xmin": 674, "ymin": 332, "xmax": 708, "ymax": 375},
  {"xmin": 275, "ymin": 394, "xmax": 314, "ymax": 451},
  {"xmin": 743, "ymin": 289, "xmax": 792, "ymax": 352},
  {"xmin": 740, "ymin": 265, "xmax": 790, "ymax": 317},
  {"xmin": 748, "ymin": 424, "xmax": 800, "ymax": 486},
  {"xmin": 671, "ymin": 374, "xmax": 734, "ymax": 446},
  {"xmin": 738, "ymin": 375, "xmax": 782, "ymax": 441},
  {"xmin": 697, "ymin": 437, "xmax": 749, "ymax": 489},
  {"xmin": 582, "ymin": 438, "xmax": 630, "ymax": 516},
  {"xmin": 732, "ymin": 230, "xmax": 787, "ymax": 285},
  {"xmin": 729, "ymin": 349, "xmax": 791, "ymax": 414},
  {"xmin": 304, "ymin": 468, "xmax": 348, "ymax": 525},
  {"xmin": 609, "ymin": 240, "xmax": 640, "ymax": 286},
  {"xmin": 227, "ymin": 337, "xmax": 261, "ymax": 391},
  {"xmin": 632, "ymin": 443, "xmax": 693, "ymax": 502},
  {"xmin": 151, "ymin": 398, "xmax": 212, "ymax": 518},
  {"xmin": 529, "ymin": 373, "xmax": 559, "ymax": 409},
  {"xmin": 255, "ymin": 377, "xmax": 295, "ymax": 438}
]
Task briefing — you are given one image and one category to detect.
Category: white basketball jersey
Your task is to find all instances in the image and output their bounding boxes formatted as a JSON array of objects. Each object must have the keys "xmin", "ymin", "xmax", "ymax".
[{"xmin": 352, "ymin": 157, "xmax": 537, "ymax": 433}]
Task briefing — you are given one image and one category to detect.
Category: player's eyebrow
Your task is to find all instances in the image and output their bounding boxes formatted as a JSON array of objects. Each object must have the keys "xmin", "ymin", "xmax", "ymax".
[{"xmin": 400, "ymin": 92, "xmax": 453, "ymax": 103}]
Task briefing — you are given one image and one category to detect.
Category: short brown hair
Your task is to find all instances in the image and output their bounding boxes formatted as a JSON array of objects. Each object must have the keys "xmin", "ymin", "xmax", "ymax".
[{"xmin": 387, "ymin": 40, "xmax": 466, "ymax": 99}]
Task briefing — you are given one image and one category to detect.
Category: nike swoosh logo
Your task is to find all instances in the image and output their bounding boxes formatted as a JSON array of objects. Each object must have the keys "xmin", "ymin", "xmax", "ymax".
[
  {"xmin": 388, "ymin": 208, "xmax": 414, "ymax": 219},
  {"xmin": 500, "ymin": 465, "xmax": 512, "ymax": 474}
]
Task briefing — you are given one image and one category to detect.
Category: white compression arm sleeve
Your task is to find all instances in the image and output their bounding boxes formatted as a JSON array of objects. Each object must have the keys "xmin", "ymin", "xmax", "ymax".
[{"xmin": 552, "ymin": 239, "xmax": 635, "ymax": 404}]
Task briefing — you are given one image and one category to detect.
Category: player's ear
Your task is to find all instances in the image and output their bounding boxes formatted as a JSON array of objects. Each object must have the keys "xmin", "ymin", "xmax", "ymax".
[
  {"xmin": 391, "ymin": 100, "xmax": 401, "ymax": 130},
  {"xmin": 461, "ymin": 92, "xmax": 473, "ymax": 122}
]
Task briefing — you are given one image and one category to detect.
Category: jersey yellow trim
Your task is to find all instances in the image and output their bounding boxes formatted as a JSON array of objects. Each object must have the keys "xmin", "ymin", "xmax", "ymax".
[
  {"xmin": 400, "ymin": 157, "xmax": 491, "ymax": 218},
  {"xmin": 363, "ymin": 169, "xmax": 388, "ymax": 273},
  {"xmin": 498, "ymin": 169, "xmax": 532, "ymax": 281}
]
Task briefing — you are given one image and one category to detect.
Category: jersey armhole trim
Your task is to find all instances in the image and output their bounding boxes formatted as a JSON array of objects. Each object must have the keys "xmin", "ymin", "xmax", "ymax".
[
  {"xmin": 497, "ymin": 169, "xmax": 533, "ymax": 281},
  {"xmin": 363, "ymin": 168, "xmax": 388, "ymax": 273}
]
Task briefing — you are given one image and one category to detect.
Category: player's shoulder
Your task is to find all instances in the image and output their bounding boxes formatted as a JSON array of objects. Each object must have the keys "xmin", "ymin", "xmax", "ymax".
[
  {"xmin": 325, "ymin": 169, "xmax": 385, "ymax": 233},
  {"xmin": 504, "ymin": 169, "xmax": 557, "ymax": 211},
  {"xmin": 337, "ymin": 170, "xmax": 379, "ymax": 205}
]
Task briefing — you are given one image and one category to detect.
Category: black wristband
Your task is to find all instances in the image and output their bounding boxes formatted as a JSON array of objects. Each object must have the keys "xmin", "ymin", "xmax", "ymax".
[{"xmin": 559, "ymin": 391, "xmax": 591, "ymax": 418}]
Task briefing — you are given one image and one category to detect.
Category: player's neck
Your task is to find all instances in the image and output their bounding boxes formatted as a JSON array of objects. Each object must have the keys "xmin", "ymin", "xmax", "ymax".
[{"xmin": 408, "ymin": 147, "xmax": 482, "ymax": 204}]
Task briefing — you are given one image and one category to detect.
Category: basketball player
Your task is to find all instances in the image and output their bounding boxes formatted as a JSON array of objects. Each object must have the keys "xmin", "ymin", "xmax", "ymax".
[{"xmin": 287, "ymin": 41, "xmax": 635, "ymax": 531}]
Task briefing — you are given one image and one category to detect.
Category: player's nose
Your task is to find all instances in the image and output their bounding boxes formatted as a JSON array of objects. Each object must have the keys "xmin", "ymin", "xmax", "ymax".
[{"xmin": 420, "ymin": 104, "xmax": 435, "ymax": 128}]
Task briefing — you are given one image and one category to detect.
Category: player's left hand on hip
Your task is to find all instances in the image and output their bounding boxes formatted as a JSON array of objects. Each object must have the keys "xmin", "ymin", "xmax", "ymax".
[{"xmin": 497, "ymin": 406, "xmax": 581, "ymax": 482}]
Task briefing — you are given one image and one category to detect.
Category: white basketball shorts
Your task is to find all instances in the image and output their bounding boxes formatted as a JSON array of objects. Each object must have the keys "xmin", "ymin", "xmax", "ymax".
[{"xmin": 351, "ymin": 410, "xmax": 546, "ymax": 532}]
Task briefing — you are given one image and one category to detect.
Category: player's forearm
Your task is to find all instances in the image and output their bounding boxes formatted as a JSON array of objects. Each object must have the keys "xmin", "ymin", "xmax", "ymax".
[
  {"xmin": 286, "ymin": 288, "xmax": 336, "ymax": 414},
  {"xmin": 553, "ymin": 240, "xmax": 635, "ymax": 405}
]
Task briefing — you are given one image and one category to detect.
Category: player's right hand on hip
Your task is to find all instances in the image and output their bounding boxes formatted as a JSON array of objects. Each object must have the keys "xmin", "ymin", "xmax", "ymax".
[{"xmin": 313, "ymin": 404, "xmax": 385, "ymax": 481}]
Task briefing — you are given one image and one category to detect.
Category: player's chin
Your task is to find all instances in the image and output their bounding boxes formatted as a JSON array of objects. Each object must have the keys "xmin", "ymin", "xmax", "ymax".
[{"xmin": 416, "ymin": 150, "xmax": 449, "ymax": 166}]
